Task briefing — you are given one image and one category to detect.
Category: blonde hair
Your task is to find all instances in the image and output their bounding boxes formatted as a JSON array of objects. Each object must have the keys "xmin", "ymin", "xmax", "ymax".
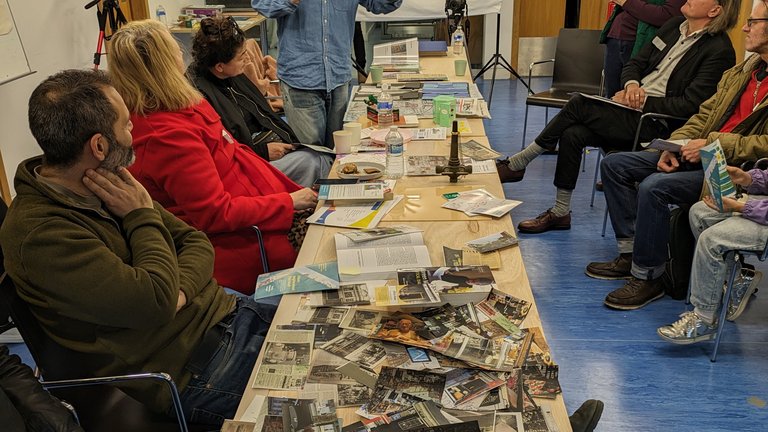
[
  {"xmin": 707, "ymin": 0, "xmax": 741, "ymax": 35},
  {"xmin": 107, "ymin": 20, "xmax": 201, "ymax": 115}
]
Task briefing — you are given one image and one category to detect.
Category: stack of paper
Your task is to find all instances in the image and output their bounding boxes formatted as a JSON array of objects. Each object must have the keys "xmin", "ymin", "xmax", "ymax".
[
  {"xmin": 372, "ymin": 37, "xmax": 420, "ymax": 72},
  {"xmin": 442, "ymin": 189, "xmax": 522, "ymax": 218}
]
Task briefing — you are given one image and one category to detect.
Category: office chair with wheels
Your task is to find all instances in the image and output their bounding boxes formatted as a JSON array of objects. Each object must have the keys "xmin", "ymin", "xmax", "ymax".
[{"xmin": 521, "ymin": 29, "xmax": 605, "ymax": 150}]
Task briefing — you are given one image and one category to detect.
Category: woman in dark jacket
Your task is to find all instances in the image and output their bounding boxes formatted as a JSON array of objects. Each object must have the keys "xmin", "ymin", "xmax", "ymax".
[{"xmin": 188, "ymin": 16, "xmax": 332, "ymax": 187}]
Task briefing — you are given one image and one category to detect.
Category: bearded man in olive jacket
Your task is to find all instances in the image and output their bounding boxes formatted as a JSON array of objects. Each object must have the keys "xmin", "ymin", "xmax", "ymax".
[{"xmin": 0, "ymin": 70, "xmax": 275, "ymax": 428}]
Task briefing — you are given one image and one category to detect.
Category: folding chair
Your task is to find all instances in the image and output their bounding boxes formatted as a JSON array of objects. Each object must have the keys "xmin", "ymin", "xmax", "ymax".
[
  {"xmin": 521, "ymin": 28, "xmax": 605, "ymax": 150},
  {"xmin": 710, "ymin": 244, "xmax": 768, "ymax": 362}
]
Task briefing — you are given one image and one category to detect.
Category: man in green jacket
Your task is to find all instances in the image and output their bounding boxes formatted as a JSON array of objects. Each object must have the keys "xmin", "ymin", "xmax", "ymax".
[
  {"xmin": 0, "ymin": 69, "xmax": 276, "ymax": 427},
  {"xmin": 589, "ymin": 0, "xmax": 768, "ymax": 311}
]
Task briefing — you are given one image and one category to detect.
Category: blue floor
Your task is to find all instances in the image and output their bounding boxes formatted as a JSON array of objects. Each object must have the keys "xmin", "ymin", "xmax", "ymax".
[{"xmin": 479, "ymin": 76, "xmax": 768, "ymax": 431}]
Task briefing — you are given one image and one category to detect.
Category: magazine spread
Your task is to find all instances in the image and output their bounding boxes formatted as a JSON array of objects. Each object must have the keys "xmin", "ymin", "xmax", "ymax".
[
  {"xmin": 253, "ymin": 261, "xmax": 340, "ymax": 300},
  {"xmin": 397, "ymin": 266, "xmax": 496, "ymax": 306},
  {"xmin": 335, "ymin": 232, "xmax": 432, "ymax": 282}
]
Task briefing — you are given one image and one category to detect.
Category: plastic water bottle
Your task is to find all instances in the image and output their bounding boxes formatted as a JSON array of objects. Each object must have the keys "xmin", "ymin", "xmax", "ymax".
[
  {"xmin": 385, "ymin": 126, "xmax": 404, "ymax": 179},
  {"xmin": 156, "ymin": 5, "xmax": 168, "ymax": 27},
  {"xmin": 452, "ymin": 25, "xmax": 465, "ymax": 55},
  {"xmin": 377, "ymin": 83, "xmax": 394, "ymax": 129}
]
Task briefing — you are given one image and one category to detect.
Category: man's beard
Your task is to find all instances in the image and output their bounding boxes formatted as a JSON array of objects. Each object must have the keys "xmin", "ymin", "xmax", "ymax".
[{"xmin": 99, "ymin": 133, "xmax": 135, "ymax": 172}]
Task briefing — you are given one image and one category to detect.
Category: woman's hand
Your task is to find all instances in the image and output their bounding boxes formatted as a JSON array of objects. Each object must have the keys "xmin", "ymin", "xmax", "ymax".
[{"xmin": 290, "ymin": 188, "xmax": 318, "ymax": 210}]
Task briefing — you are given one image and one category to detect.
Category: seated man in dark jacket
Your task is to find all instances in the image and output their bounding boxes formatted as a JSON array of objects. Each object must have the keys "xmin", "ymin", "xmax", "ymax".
[
  {"xmin": 187, "ymin": 16, "xmax": 333, "ymax": 187},
  {"xmin": 496, "ymin": 0, "xmax": 739, "ymax": 234}
]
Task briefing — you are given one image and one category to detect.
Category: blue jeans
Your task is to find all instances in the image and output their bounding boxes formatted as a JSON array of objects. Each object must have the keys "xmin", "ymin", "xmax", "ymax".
[
  {"xmin": 178, "ymin": 297, "xmax": 276, "ymax": 426},
  {"xmin": 280, "ymin": 81, "xmax": 350, "ymax": 149},
  {"xmin": 603, "ymin": 38, "xmax": 634, "ymax": 98},
  {"xmin": 601, "ymin": 151, "xmax": 704, "ymax": 279},
  {"xmin": 271, "ymin": 148, "xmax": 333, "ymax": 187},
  {"xmin": 688, "ymin": 200, "xmax": 768, "ymax": 316}
]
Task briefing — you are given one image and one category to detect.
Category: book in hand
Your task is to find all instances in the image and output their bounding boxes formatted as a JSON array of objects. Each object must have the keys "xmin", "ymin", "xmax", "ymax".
[
  {"xmin": 335, "ymin": 232, "xmax": 432, "ymax": 282},
  {"xmin": 465, "ymin": 231, "xmax": 519, "ymax": 253},
  {"xmin": 397, "ymin": 265, "xmax": 496, "ymax": 306},
  {"xmin": 699, "ymin": 139, "xmax": 736, "ymax": 211},
  {"xmin": 253, "ymin": 262, "xmax": 340, "ymax": 300},
  {"xmin": 642, "ymin": 138, "xmax": 689, "ymax": 152},
  {"xmin": 295, "ymin": 142, "xmax": 336, "ymax": 154}
]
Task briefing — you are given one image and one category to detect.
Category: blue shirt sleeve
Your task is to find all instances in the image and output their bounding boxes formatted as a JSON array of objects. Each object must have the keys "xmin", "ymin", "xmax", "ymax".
[
  {"xmin": 359, "ymin": 0, "xmax": 403, "ymax": 14},
  {"xmin": 251, "ymin": 0, "xmax": 298, "ymax": 17}
]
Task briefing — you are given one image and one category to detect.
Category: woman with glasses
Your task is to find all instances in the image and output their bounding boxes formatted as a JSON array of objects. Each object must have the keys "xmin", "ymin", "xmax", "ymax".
[
  {"xmin": 108, "ymin": 20, "xmax": 319, "ymax": 295},
  {"xmin": 188, "ymin": 15, "xmax": 332, "ymax": 187}
]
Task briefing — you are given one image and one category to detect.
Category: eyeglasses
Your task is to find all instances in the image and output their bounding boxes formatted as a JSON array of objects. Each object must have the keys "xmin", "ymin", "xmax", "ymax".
[{"xmin": 747, "ymin": 18, "xmax": 768, "ymax": 28}]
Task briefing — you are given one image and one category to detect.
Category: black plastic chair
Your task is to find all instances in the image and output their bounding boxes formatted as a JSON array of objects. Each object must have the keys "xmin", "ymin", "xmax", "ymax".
[{"xmin": 520, "ymin": 28, "xmax": 606, "ymax": 150}]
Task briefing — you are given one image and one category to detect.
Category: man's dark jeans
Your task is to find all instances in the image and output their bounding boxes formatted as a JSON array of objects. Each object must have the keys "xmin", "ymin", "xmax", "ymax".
[
  {"xmin": 178, "ymin": 296, "xmax": 276, "ymax": 426},
  {"xmin": 601, "ymin": 151, "xmax": 704, "ymax": 280}
]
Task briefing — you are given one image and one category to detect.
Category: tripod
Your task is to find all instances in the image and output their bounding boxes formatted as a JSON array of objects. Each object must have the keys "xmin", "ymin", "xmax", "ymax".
[
  {"xmin": 474, "ymin": 13, "xmax": 532, "ymax": 108},
  {"xmin": 85, "ymin": 0, "xmax": 127, "ymax": 70}
]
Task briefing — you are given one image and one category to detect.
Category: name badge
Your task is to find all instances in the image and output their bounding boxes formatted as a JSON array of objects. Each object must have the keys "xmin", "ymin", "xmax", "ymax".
[
  {"xmin": 222, "ymin": 129, "xmax": 234, "ymax": 144},
  {"xmin": 652, "ymin": 36, "xmax": 666, "ymax": 51}
]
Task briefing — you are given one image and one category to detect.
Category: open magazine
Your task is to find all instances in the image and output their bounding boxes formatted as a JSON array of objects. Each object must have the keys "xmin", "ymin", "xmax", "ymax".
[
  {"xmin": 335, "ymin": 232, "xmax": 432, "ymax": 282},
  {"xmin": 699, "ymin": 140, "xmax": 736, "ymax": 211}
]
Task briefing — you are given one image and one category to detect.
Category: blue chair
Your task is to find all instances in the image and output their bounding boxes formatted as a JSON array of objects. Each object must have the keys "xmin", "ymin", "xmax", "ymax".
[{"xmin": 709, "ymin": 245, "xmax": 768, "ymax": 362}]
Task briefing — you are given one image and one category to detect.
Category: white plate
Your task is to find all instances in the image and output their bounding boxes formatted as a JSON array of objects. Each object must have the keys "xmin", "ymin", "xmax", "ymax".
[
  {"xmin": 337, "ymin": 162, "xmax": 385, "ymax": 180},
  {"xmin": 370, "ymin": 128, "xmax": 414, "ymax": 145}
]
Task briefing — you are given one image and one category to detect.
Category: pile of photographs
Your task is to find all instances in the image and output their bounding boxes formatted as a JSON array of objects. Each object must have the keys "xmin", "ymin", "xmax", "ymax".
[{"xmin": 247, "ymin": 283, "xmax": 564, "ymax": 432}]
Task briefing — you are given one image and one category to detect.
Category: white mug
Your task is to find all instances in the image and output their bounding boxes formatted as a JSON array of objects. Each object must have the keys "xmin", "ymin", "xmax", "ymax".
[
  {"xmin": 333, "ymin": 130, "xmax": 353, "ymax": 154},
  {"xmin": 343, "ymin": 122, "xmax": 362, "ymax": 146}
]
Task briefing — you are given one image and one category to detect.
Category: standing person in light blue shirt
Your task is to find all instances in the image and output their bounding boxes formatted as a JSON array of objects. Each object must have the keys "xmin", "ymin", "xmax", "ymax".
[{"xmin": 251, "ymin": 0, "xmax": 403, "ymax": 148}]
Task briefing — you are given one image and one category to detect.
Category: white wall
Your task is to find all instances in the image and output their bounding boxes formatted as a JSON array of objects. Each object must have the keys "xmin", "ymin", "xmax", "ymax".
[
  {"xmin": 0, "ymin": 0, "xmax": 205, "ymax": 198},
  {"xmin": 0, "ymin": 1, "xmax": 101, "ymax": 197}
]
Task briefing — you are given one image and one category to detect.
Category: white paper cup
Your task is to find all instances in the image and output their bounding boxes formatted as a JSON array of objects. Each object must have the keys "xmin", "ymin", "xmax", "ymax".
[
  {"xmin": 343, "ymin": 122, "xmax": 362, "ymax": 145},
  {"xmin": 333, "ymin": 130, "xmax": 353, "ymax": 154}
]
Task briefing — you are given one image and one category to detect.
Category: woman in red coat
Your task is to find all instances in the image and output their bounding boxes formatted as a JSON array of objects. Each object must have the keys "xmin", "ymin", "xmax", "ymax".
[{"xmin": 108, "ymin": 20, "xmax": 318, "ymax": 294}]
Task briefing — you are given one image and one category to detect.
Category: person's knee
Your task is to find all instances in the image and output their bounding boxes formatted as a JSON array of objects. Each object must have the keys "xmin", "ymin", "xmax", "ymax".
[
  {"xmin": 637, "ymin": 173, "xmax": 667, "ymax": 202},
  {"xmin": 600, "ymin": 153, "xmax": 625, "ymax": 180},
  {"xmin": 696, "ymin": 228, "xmax": 721, "ymax": 258},
  {"xmin": 689, "ymin": 201, "xmax": 710, "ymax": 228}
]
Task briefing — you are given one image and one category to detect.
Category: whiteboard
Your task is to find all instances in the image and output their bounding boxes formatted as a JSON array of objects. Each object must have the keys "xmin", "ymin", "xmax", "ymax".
[
  {"xmin": 357, "ymin": 0, "xmax": 503, "ymax": 22},
  {"xmin": 0, "ymin": 0, "xmax": 32, "ymax": 86}
]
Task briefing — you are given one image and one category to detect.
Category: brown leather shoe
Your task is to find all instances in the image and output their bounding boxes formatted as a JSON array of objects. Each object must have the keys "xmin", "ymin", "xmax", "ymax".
[
  {"xmin": 604, "ymin": 277, "xmax": 664, "ymax": 310},
  {"xmin": 497, "ymin": 159, "xmax": 525, "ymax": 183},
  {"xmin": 595, "ymin": 180, "xmax": 604, "ymax": 192},
  {"xmin": 585, "ymin": 253, "xmax": 632, "ymax": 280},
  {"xmin": 518, "ymin": 209, "xmax": 571, "ymax": 234}
]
